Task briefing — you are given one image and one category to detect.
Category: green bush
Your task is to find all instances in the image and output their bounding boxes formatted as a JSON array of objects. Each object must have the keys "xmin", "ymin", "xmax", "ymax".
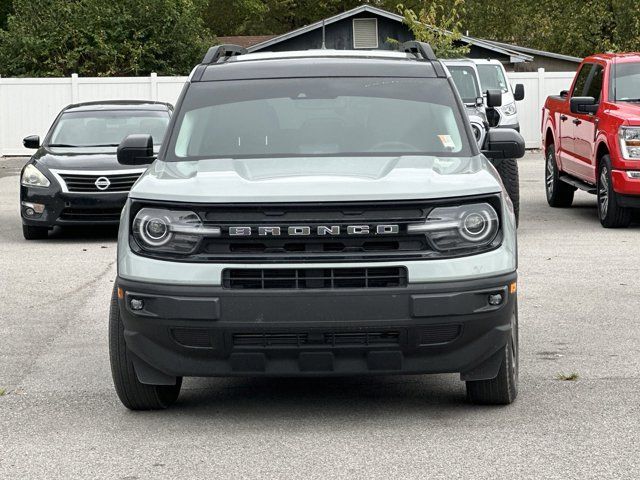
[{"xmin": 0, "ymin": 0, "xmax": 214, "ymax": 77}]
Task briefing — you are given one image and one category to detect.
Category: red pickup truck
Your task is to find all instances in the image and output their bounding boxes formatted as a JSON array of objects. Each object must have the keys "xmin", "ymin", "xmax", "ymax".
[{"xmin": 542, "ymin": 53, "xmax": 640, "ymax": 228}]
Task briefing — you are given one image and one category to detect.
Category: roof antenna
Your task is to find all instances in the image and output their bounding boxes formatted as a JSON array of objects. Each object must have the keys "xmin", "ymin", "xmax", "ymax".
[{"xmin": 321, "ymin": 19, "xmax": 326, "ymax": 49}]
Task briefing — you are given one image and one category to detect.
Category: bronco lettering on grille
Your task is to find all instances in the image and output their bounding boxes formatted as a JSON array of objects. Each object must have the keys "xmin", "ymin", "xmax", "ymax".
[{"xmin": 227, "ymin": 224, "xmax": 399, "ymax": 237}]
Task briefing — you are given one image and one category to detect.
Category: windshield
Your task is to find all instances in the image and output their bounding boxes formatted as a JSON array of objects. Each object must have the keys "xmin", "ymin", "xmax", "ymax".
[
  {"xmin": 168, "ymin": 77, "xmax": 472, "ymax": 160},
  {"xmin": 447, "ymin": 66, "xmax": 481, "ymax": 103},
  {"xmin": 610, "ymin": 62, "xmax": 640, "ymax": 102},
  {"xmin": 49, "ymin": 110, "xmax": 170, "ymax": 148},
  {"xmin": 477, "ymin": 64, "xmax": 509, "ymax": 93}
]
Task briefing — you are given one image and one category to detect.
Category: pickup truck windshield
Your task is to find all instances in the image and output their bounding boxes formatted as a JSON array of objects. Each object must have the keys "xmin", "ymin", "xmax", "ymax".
[
  {"xmin": 49, "ymin": 110, "xmax": 170, "ymax": 148},
  {"xmin": 477, "ymin": 64, "xmax": 508, "ymax": 93},
  {"xmin": 611, "ymin": 62, "xmax": 640, "ymax": 101},
  {"xmin": 169, "ymin": 77, "xmax": 471, "ymax": 160},
  {"xmin": 447, "ymin": 66, "xmax": 481, "ymax": 103}
]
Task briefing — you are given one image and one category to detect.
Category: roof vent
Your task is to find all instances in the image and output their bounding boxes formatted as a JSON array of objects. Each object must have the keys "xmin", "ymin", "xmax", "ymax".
[{"xmin": 353, "ymin": 18, "xmax": 378, "ymax": 49}]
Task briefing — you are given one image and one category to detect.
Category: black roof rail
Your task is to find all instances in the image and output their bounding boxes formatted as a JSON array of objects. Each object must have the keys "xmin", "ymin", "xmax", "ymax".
[
  {"xmin": 201, "ymin": 44, "xmax": 247, "ymax": 64},
  {"xmin": 401, "ymin": 41, "xmax": 446, "ymax": 78}
]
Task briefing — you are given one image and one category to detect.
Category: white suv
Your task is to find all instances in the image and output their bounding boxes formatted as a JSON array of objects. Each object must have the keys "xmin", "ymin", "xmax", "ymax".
[{"xmin": 472, "ymin": 59, "xmax": 525, "ymax": 130}]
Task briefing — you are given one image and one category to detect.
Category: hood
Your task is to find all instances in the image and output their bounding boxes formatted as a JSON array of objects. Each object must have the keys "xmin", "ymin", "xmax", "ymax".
[
  {"xmin": 130, "ymin": 155, "xmax": 502, "ymax": 203},
  {"xmin": 33, "ymin": 146, "xmax": 149, "ymax": 172},
  {"xmin": 608, "ymin": 102, "xmax": 640, "ymax": 124}
]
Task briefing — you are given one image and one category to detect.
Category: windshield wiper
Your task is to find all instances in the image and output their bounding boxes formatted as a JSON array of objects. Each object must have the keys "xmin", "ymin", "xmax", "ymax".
[
  {"xmin": 49, "ymin": 143, "xmax": 120, "ymax": 148},
  {"xmin": 48, "ymin": 143, "xmax": 80, "ymax": 147},
  {"xmin": 620, "ymin": 98, "xmax": 640, "ymax": 102}
]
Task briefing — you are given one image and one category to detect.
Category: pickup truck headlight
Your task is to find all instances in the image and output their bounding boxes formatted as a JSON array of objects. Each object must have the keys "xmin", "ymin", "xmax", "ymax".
[
  {"xmin": 21, "ymin": 164, "xmax": 50, "ymax": 187},
  {"xmin": 408, "ymin": 203, "xmax": 500, "ymax": 252},
  {"xmin": 619, "ymin": 127, "xmax": 640, "ymax": 160},
  {"xmin": 132, "ymin": 208, "xmax": 221, "ymax": 254},
  {"xmin": 500, "ymin": 102, "xmax": 517, "ymax": 116}
]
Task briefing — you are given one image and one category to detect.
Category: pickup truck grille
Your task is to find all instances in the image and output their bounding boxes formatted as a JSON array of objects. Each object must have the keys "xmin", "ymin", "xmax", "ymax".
[{"xmin": 223, "ymin": 267, "xmax": 407, "ymax": 289}]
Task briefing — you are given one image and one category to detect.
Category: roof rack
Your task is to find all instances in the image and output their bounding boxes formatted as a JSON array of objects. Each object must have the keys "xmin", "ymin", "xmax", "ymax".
[
  {"xmin": 401, "ymin": 41, "xmax": 446, "ymax": 78},
  {"xmin": 201, "ymin": 44, "xmax": 247, "ymax": 64}
]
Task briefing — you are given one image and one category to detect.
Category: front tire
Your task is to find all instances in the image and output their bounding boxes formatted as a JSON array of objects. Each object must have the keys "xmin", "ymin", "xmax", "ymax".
[
  {"xmin": 22, "ymin": 224, "xmax": 49, "ymax": 240},
  {"xmin": 495, "ymin": 158, "xmax": 520, "ymax": 226},
  {"xmin": 598, "ymin": 155, "xmax": 631, "ymax": 228},
  {"xmin": 109, "ymin": 285, "xmax": 182, "ymax": 410},
  {"xmin": 466, "ymin": 307, "xmax": 518, "ymax": 405},
  {"xmin": 545, "ymin": 145, "xmax": 574, "ymax": 208}
]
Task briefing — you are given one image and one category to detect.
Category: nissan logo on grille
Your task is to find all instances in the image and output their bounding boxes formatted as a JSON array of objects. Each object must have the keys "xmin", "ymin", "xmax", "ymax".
[
  {"xmin": 228, "ymin": 225, "xmax": 399, "ymax": 237},
  {"xmin": 94, "ymin": 176, "xmax": 111, "ymax": 191}
]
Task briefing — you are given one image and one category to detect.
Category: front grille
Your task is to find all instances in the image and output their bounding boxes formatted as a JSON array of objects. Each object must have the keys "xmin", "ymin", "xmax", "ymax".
[
  {"xmin": 58, "ymin": 171, "xmax": 143, "ymax": 193},
  {"xmin": 233, "ymin": 331, "xmax": 401, "ymax": 347},
  {"xmin": 171, "ymin": 328, "xmax": 211, "ymax": 348},
  {"xmin": 131, "ymin": 196, "xmax": 503, "ymax": 263},
  {"xmin": 223, "ymin": 267, "xmax": 408, "ymax": 289},
  {"xmin": 418, "ymin": 324, "xmax": 461, "ymax": 345},
  {"xmin": 60, "ymin": 207, "xmax": 122, "ymax": 221}
]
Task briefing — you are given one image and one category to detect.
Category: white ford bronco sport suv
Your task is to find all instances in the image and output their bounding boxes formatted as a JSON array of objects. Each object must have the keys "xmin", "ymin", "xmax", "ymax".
[{"xmin": 110, "ymin": 42, "xmax": 525, "ymax": 410}]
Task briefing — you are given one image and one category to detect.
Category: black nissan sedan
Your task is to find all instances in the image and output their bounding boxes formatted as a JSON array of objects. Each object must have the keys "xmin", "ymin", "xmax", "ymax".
[{"xmin": 20, "ymin": 101, "xmax": 172, "ymax": 239}]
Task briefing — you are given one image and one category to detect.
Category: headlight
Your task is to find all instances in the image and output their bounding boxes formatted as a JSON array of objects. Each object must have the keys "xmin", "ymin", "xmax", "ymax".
[
  {"xmin": 407, "ymin": 203, "xmax": 500, "ymax": 252},
  {"xmin": 21, "ymin": 164, "xmax": 50, "ymax": 187},
  {"xmin": 132, "ymin": 208, "xmax": 221, "ymax": 254},
  {"xmin": 619, "ymin": 127, "xmax": 640, "ymax": 160},
  {"xmin": 501, "ymin": 102, "xmax": 517, "ymax": 116}
]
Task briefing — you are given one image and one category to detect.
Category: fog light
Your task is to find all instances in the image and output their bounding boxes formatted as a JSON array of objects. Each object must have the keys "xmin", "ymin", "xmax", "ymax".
[
  {"xmin": 627, "ymin": 171, "xmax": 640, "ymax": 179},
  {"xmin": 21, "ymin": 201, "xmax": 45, "ymax": 214},
  {"xmin": 130, "ymin": 298, "xmax": 144, "ymax": 311},
  {"xmin": 488, "ymin": 293, "xmax": 503, "ymax": 306}
]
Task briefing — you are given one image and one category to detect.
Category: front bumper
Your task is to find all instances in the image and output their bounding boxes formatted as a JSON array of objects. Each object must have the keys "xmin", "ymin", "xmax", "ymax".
[
  {"xmin": 611, "ymin": 169, "xmax": 640, "ymax": 202},
  {"xmin": 21, "ymin": 186, "xmax": 127, "ymax": 227},
  {"xmin": 116, "ymin": 272, "xmax": 517, "ymax": 383}
]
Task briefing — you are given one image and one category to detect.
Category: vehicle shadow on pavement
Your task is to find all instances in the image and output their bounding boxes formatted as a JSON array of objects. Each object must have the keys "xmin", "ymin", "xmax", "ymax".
[{"xmin": 166, "ymin": 375, "xmax": 485, "ymax": 418}]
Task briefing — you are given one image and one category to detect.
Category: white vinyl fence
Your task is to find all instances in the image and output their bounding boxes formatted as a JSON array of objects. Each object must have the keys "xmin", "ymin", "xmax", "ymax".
[{"xmin": 0, "ymin": 69, "xmax": 575, "ymax": 156}]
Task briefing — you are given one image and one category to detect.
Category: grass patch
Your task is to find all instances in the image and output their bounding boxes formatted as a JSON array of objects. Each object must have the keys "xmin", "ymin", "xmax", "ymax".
[
  {"xmin": 556, "ymin": 372, "xmax": 579, "ymax": 381},
  {"xmin": 0, "ymin": 388, "xmax": 6, "ymax": 396}
]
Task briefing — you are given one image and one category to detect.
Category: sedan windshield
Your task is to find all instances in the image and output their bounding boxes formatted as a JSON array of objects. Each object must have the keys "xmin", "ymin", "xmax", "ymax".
[
  {"xmin": 169, "ymin": 77, "xmax": 471, "ymax": 160},
  {"xmin": 477, "ymin": 64, "xmax": 509, "ymax": 93},
  {"xmin": 49, "ymin": 110, "xmax": 170, "ymax": 148},
  {"xmin": 611, "ymin": 62, "xmax": 640, "ymax": 102}
]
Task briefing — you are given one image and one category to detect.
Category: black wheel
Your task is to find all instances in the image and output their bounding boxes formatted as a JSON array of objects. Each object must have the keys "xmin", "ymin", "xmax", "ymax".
[
  {"xmin": 22, "ymin": 224, "xmax": 49, "ymax": 240},
  {"xmin": 109, "ymin": 285, "xmax": 182, "ymax": 410},
  {"xmin": 545, "ymin": 145, "xmax": 574, "ymax": 208},
  {"xmin": 495, "ymin": 158, "xmax": 520, "ymax": 227},
  {"xmin": 466, "ymin": 306, "xmax": 518, "ymax": 405},
  {"xmin": 598, "ymin": 155, "xmax": 632, "ymax": 228}
]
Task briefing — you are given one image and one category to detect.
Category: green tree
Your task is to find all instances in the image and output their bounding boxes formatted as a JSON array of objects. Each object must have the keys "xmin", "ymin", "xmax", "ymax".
[
  {"xmin": 0, "ymin": 0, "xmax": 12, "ymax": 29},
  {"xmin": 397, "ymin": 0, "xmax": 469, "ymax": 58},
  {"xmin": 0, "ymin": 0, "xmax": 214, "ymax": 77}
]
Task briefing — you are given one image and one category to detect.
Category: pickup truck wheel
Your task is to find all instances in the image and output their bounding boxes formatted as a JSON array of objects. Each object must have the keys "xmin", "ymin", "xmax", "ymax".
[
  {"xmin": 598, "ymin": 156, "xmax": 632, "ymax": 228},
  {"xmin": 109, "ymin": 285, "xmax": 182, "ymax": 410},
  {"xmin": 466, "ymin": 306, "xmax": 518, "ymax": 405},
  {"xmin": 545, "ymin": 145, "xmax": 574, "ymax": 208},
  {"xmin": 495, "ymin": 158, "xmax": 520, "ymax": 227},
  {"xmin": 22, "ymin": 224, "xmax": 49, "ymax": 240}
]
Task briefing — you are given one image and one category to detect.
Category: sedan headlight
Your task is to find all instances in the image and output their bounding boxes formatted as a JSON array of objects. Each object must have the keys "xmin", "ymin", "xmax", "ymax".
[
  {"xmin": 132, "ymin": 208, "xmax": 220, "ymax": 254},
  {"xmin": 501, "ymin": 102, "xmax": 517, "ymax": 116},
  {"xmin": 408, "ymin": 203, "xmax": 500, "ymax": 252},
  {"xmin": 21, "ymin": 164, "xmax": 50, "ymax": 187},
  {"xmin": 619, "ymin": 127, "xmax": 640, "ymax": 160}
]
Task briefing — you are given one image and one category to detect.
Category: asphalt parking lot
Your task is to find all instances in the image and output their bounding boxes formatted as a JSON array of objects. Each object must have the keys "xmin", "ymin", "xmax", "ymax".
[{"xmin": 0, "ymin": 152, "xmax": 638, "ymax": 479}]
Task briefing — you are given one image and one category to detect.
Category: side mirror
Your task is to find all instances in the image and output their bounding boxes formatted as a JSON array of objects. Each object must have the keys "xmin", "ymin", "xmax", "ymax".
[
  {"xmin": 514, "ymin": 84, "xmax": 525, "ymax": 101},
  {"xmin": 482, "ymin": 128, "xmax": 525, "ymax": 159},
  {"xmin": 570, "ymin": 96, "xmax": 598, "ymax": 114},
  {"xmin": 23, "ymin": 135, "xmax": 40, "ymax": 149},
  {"xmin": 117, "ymin": 134, "xmax": 154, "ymax": 166},
  {"xmin": 485, "ymin": 89, "xmax": 502, "ymax": 108}
]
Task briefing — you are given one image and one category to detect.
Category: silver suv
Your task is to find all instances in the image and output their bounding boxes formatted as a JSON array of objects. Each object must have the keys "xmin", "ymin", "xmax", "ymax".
[{"xmin": 109, "ymin": 42, "xmax": 525, "ymax": 410}]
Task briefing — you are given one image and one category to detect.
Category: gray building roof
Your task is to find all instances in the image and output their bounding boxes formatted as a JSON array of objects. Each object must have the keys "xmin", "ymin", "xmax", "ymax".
[{"xmin": 248, "ymin": 5, "xmax": 535, "ymax": 64}]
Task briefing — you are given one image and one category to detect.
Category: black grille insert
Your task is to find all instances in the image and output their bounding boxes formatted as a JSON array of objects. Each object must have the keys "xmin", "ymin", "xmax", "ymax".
[
  {"xmin": 59, "ymin": 172, "xmax": 142, "ymax": 193},
  {"xmin": 418, "ymin": 324, "xmax": 461, "ymax": 345},
  {"xmin": 233, "ymin": 331, "xmax": 401, "ymax": 347},
  {"xmin": 223, "ymin": 267, "xmax": 408, "ymax": 289},
  {"xmin": 171, "ymin": 328, "xmax": 212, "ymax": 348},
  {"xmin": 60, "ymin": 207, "xmax": 123, "ymax": 221}
]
